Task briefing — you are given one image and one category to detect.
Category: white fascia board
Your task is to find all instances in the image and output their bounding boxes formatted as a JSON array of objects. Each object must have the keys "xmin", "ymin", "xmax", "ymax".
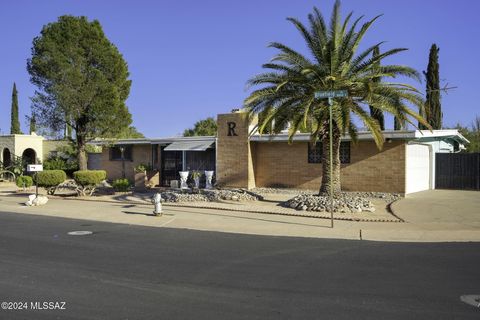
[
  {"xmin": 89, "ymin": 136, "xmax": 217, "ymax": 146},
  {"xmin": 414, "ymin": 130, "xmax": 470, "ymax": 144}
]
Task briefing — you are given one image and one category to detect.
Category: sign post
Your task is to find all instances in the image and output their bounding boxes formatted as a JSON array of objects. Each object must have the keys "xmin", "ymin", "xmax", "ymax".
[
  {"xmin": 314, "ymin": 90, "xmax": 348, "ymax": 228},
  {"xmin": 27, "ymin": 164, "xmax": 43, "ymax": 199}
]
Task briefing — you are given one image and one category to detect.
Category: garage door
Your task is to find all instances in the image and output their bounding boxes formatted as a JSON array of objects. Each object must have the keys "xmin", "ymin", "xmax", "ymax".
[{"xmin": 406, "ymin": 144, "xmax": 431, "ymax": 194}]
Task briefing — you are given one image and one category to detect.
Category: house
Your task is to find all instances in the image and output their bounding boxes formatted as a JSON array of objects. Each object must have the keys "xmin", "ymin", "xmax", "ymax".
[
  {"xmin": 0, "ymin": 133, "xmax": 71, "ymax": 170},
  {"xmin": 90, "ymin": 111, "xmax": 469, "ymax": 194}
]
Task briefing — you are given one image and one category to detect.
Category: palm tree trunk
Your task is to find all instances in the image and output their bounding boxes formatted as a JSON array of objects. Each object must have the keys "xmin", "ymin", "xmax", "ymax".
[{"xmin": 319, "ymin": 131, "xmax": 342, "ymax": 195}]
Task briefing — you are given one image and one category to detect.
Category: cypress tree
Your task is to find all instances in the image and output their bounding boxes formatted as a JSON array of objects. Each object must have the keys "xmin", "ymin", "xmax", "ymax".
[
  {"xmin": 29, "ymin": 113, "xmax": 37, "ymax": 134},
  {"xmin": 420, "ymin": 44, "xmax": 441, "ymax": 129},
  {"xmin": 369, "ymin": 47, "xmax": 385, "ymax": 130},
  {"xmin": 394, "ymin": 117, "xmax": 402, "ymax": 130},
  {"xmin": 10, "ymin": 83, "xmax": 22, "ymax": 134}
]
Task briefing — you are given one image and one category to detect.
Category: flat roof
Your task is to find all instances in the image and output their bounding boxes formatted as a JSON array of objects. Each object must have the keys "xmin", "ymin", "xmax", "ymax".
[
  {"xmin": 89, "ymin": 136, "xmax": 216, "ymax": 146},
  {"xmin": 250, "ymin": 129, "xmax": 469, "ymax": 144},
  {"xmin": 88, "ymin": 130, "xmax": 468, "ymax": 146}
]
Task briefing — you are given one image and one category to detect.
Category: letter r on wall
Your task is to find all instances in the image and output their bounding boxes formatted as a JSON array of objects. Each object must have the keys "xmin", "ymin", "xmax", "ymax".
[{"xmin": 227, "ymin": 122, "xmax": 238, "ymax": 136}]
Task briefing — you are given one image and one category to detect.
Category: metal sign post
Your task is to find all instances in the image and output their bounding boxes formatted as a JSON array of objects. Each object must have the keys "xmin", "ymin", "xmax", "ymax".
[
  {"xmin": 314, "ymin": 90, "xmax": 348, "ymax": 228},
  {"xmin": 27, "ymin": 164, "xmax": 43, "ymax": 199}
]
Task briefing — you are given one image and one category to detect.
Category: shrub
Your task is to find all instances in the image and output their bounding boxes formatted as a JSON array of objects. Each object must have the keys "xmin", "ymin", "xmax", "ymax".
[
  {"xmin": 73, "ymin": 170, "xmax": 107, "ymax": 196},
  {"xmin": 112, "ymin": 178, "xmax": 131, "ymax": 192},
  {"xmin": 34, "ymin": 170, "xmax": 66, "ymax": 195},
  {"xmin": 134, "ymin": 163, "xmax": 153, "ymax": 173},
  {"xmin": 43, "ymin": 157, "xmax": 78, "ymax": 177},
  {"xmin": 16, "ymin": 175, "xmax": 33, "ymax": 190}
]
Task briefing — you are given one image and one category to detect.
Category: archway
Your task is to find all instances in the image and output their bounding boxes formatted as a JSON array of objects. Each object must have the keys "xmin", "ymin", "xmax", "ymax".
[
  {"xmin": 22, "ymin": 148, "xmax": 37, "ymax": 165},
  {"xmin": 2, "ymin": 148, "xmax": 11, "ymax": 168}
]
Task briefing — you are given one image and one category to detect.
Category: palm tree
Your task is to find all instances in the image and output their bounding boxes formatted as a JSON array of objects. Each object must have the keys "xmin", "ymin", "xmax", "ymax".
[{"xmin": 244, "ymin": 1, "xmax": 429, "ymax": 195}]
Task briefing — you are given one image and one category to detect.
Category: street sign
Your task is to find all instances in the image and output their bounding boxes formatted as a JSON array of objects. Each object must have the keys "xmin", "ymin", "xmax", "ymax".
[
  {"xmin": 314, "ymin": 90, "xmax": 348, "ymax": 99},
  {"xmin": 27, "ymin": 164, "xmax": 43, "ymax": 172}
]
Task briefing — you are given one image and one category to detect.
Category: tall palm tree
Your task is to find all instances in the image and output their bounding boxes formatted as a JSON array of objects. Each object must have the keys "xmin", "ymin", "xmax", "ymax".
[{"xmin": 244, "ymin": 0, "xmax": 429, "ymax": 195}]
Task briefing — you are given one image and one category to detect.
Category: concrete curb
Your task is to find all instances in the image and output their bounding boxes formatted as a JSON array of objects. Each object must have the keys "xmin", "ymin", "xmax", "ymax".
[{"xmin": 386, "ymin": 198, "xmax": 405, "ymax": 222}]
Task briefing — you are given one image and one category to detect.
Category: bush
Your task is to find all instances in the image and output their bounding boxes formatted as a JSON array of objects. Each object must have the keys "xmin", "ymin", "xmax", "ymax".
[
  {"xmin": 43, "ymin": 157, "xmax": 78, "ymax": 177},
  {"xmin": 73, "ymin": 170, "xmax": 107, "ymax": 196},
  {"xmin": 16, "ymin": 175, "xmax": 33, "ymax": 189},
  {"xmin": 34, "ymin": 170, "xmax": 67, "ymax": 195},
  {"xmin": 73, "ymin": 170, "xmax": 106, "ymax": 186},
  {"xmin": 112, "ymin": 178, "xmax": 131, "ymax": 192}
]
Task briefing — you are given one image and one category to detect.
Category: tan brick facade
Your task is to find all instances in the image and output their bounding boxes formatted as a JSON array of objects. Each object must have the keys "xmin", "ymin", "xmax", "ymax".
[
  {"xmin": 252, "ymin": 140, "xmax": 406, "ymax": 193},
  {"xmin": 99, "ymin": 144, "xmax": 160, "ymax": 184},
  {"xmin": 216, "ymin": 112, "xmax": 257, "ymax": 188}
]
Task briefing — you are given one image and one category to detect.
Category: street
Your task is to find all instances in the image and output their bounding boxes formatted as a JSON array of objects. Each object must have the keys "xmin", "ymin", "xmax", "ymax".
[{"xmin": 0, "ymin": 211, "xmax": 479, "ymax": 319}]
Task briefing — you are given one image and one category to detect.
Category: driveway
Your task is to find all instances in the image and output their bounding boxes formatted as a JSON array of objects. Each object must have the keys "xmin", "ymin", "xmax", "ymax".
[{"xmin": 392, "ymin": 190, "xmax": 480, "ymax": 229}]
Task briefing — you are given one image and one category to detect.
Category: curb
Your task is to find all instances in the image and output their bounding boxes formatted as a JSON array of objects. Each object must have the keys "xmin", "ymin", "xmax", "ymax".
[
  {"xmin": 386, "ymin": 198, "xmax": 405, "ymax": 222},
  {"xmin": 387, "ymin": 198, "xmax": 406, "ymax": 222}
]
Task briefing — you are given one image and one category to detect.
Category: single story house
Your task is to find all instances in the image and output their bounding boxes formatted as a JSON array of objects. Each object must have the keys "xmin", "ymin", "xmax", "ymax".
[
  {"xmin": 88, "ymin": 111, "xmax": 469, "ymax": 194},
  {"xmin": 0, "ymin": 134, "xmax": 70, "ymax": 168}
]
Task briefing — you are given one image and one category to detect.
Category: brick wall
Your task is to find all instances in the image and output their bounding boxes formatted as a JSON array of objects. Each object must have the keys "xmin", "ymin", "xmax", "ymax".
[
  {"xmin": 252, "ymin": 140, "xmax": 406, "ymax": 193},
  {"xmin": 100, "ymin": 144, "xmax": 154, "ymax": 182},
  {"xmin": 216, "ymin": 112, "xmax": 256, "ymax": 188}
]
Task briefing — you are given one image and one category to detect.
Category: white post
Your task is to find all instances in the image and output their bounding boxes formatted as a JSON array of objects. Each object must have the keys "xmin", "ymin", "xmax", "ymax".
[{"xmin": 153, "ymin": 192, "xmax": 162, "ymax": 216}]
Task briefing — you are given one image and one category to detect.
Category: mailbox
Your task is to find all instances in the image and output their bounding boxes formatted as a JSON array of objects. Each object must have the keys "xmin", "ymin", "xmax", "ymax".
[{"xmin": 27, "ymin": 164, "xmax": 43, "ymax": 172}]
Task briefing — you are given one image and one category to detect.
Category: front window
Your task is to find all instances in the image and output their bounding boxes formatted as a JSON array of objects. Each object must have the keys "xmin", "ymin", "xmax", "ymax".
[
  {"xmin": 308, "ymin": 141, "xmax": 351, "ymax": 164},
  {"xmin": 110, "ymin": 145, "xmax": 133, "ymax": 161}
]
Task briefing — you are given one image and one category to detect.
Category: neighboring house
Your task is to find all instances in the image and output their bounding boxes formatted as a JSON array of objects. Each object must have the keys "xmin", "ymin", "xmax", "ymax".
[
  {"xmin": 0, "ymin": 134, "xmax": 44, "ymax": 167},
  {"xmin": 90, "ymin": 111, "xmax": 468, "ymax": 194},
  {"xmin": 0, "ymin": 134, "xmax": 69, "ymax": 168}
]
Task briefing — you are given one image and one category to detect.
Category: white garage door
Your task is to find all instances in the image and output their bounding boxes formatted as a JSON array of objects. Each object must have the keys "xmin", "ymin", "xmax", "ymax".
[{"xmin": 406, "ymin": 144, "xmax": 431, "ymax": 194}]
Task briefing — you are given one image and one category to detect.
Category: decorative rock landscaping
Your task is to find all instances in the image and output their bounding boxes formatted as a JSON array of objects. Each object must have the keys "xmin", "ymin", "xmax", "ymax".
[
  {"xmin": 252, "ymin": 187, "xmax": 316, "ymax": 195},
  {"xmin": 284, "ymin": 192, "xmax": 399, "ymax": 213},
  {"xmin": 286, "ymin": 194, "xmax": 373, "ymax": 213},
  {"xmin": 160, "ymin": 189, "xmax": 262, "ymax": 203}
]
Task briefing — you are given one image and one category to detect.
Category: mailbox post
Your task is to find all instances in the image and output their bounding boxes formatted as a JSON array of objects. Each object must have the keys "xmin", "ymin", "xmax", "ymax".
[{"xmin": 27, "ymin": 164, "xmax": 43, "ymax": 198}]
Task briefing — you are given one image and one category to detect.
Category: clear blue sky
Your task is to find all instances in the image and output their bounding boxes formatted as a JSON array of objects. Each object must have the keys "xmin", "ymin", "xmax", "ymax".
[{"xmin": 1, "ymin": 0, "xmax": 479, "ymax": 137}]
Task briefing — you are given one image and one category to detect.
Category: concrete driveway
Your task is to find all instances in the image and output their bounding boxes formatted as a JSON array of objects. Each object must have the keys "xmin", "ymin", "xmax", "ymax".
[{"xmin": 392, "ymin": 189, "xmax": 480, "ymax": 229}]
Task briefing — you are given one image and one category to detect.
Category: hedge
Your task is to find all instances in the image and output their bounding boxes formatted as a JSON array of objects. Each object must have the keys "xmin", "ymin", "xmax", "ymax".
[
  {"xmin": 112, "ymin": 178, "xmax": 130, "ymax": 192},
  {"xmin": 16, "ymin": 175, "xmax": 33, "ymax": 189},
  {"xmin": 34, "ymin": 170, "xmax": 66, "ymax": 195},
  {"xmin": 73, "ymin": 170, "xmax": 107, "ymax": 186},
  {"xmin": 73, "ymin": 170, "xmax": 107, "ymax": 196},
  {"xmin": 34, "ymin": 170, "xmax": 66, "ymax": 187}
]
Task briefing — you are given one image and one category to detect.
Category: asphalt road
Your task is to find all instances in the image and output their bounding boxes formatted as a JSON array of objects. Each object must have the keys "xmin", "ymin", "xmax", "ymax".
[{"xmin": 0, "ymin": 211, "xmax": 479, "ymax": 320}]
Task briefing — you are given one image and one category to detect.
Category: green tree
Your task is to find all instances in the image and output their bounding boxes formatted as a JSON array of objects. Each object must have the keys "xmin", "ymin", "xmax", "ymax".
[
  {"xmin": 183, "ymin": 117, "xmax": 217, "ymax": 136},
  {"xmin": 27, "ymin": 15, "xmax": 132, "ymax": 170},
  {"xmin": 368, "ymin": 47, "xmax": 385, "ymax": 130},
  {"xmin": 420, "ymin": 44, "xmax": 441, "ymax": 130},
  {"xmin": 245, "ymin": 1, "xmax": 428, "ymax": 195},
  {"xmin": 10, "ymin": 83, "xmax": 22, "ymax": 134},
  {"xmin": 118, "ymin": 126, "xmax": 145, "ymax": 138},
  {"xmin": 457, "ymin": 116, "xmax": 480, "ymax": 153},
  {"xmin": 29, "ymin": 113, "xmax": 36, "ymax": 134},
  {"xmin": 394, "ymin": 116, "xmax": 403, "ymax": 130}
]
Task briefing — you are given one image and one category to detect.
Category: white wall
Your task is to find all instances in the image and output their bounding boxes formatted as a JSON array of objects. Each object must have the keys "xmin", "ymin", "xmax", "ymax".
[{"xmin": 406, "ymin": 144, "xmax": 431, "ymax": 194}]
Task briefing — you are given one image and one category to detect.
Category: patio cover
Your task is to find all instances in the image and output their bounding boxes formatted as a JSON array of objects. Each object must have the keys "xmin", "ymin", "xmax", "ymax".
[{"xmin": 163, "ymin": 140, "xmax": 214, "ymax": 151}]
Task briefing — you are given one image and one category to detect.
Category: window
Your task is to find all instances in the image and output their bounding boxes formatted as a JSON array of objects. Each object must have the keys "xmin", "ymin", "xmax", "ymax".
[
  {"xmin": 110, "ymin": 145, "xmax": 133, "ymax": 161},
  {"xmin": 308, "ymin": 141, "xmax": 350, "ymax": 164}
]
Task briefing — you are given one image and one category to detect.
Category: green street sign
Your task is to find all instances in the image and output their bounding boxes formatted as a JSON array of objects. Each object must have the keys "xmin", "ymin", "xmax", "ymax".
[{"xmin": 314, "ymin": 90, "xmax": 348, "ymax": 99}]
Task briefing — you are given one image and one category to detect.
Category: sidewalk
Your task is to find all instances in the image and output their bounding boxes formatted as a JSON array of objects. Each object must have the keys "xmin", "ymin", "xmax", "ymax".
[{"xmin": 1, "ymin": 189, "xmax": 479, "ymax": 242}]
